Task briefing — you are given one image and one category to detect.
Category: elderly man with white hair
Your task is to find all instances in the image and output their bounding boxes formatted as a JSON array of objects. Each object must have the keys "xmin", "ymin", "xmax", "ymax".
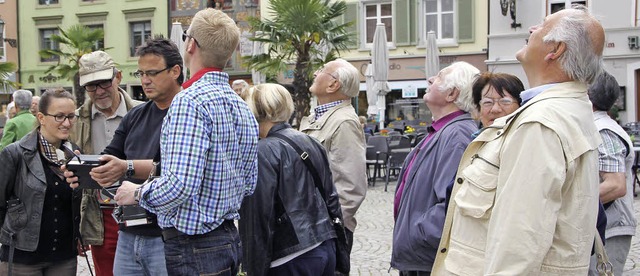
[
  {"xmin": 0, "ymin": 90, "xmax": 36, "ymax": 150},
  {"xmin": 390, "ymin": 61, "xmax": 479, "ymax": 275},
  {"xmin": 433, "ymin": 5, "xmax": 605, "ymax": 275},
  {"xmin": 299, "ymin": 59, "xmax": 367, "ymax": 274}
]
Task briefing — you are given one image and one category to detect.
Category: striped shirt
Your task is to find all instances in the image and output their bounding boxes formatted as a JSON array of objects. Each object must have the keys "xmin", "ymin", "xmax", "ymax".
[
  {"xmin": 598, "ymin": 129, "xmax": 627, "ymax": 173},
  {"xmin": 139, "ymin": 70, "xmax": 259, "ymax": 235}
]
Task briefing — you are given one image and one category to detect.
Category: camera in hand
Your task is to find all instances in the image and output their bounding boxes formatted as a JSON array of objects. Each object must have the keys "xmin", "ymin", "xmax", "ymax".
[
  {"xmin": 112, "ymin": 205, "xmax": 154, "ymax": 227},
  {"xmin": 66, "ymin": 155, "xmax": 106, "ymax": 189}
]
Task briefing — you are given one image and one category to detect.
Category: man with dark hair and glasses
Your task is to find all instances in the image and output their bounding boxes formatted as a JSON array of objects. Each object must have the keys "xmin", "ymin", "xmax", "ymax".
[
  {"xmin": 68, "ymin": 50, "xmax": 142, "ymax": 276},
  {"xmin": 65, "ymin": 37, "xmax": 183, "ymax": 276}
]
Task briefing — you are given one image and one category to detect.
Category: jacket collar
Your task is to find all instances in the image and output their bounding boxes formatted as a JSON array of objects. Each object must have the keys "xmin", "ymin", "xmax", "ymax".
[
  {"xmin": 17, "ymin": 130, "xmax": 47, "ymax": 184},
  {"xmin": 266, "ymin": 122, "xmax": 291, "ymax": 137},
  {"xmin": 304, "ymin": 100, "xmax": 353, "ymax": 130}
]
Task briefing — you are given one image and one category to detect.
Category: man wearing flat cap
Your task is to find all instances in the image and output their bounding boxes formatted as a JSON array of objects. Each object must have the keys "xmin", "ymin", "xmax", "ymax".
[{"xmin": 69, "ymin": 50, "xmax": 141, "ymax": 276}]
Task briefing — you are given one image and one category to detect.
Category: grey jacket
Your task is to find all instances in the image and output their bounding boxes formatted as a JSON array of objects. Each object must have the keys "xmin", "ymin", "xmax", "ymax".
[
  {"xmin": 594, "ymin": 111, "xmax": 637, "ymax": 238},
  {"xmin": 0, "ymin": 130, "xmax": 81, "ymax": 251},
  {"xmin": 391, "ymin": 113, "xmax": 476, "ymax": 271}
]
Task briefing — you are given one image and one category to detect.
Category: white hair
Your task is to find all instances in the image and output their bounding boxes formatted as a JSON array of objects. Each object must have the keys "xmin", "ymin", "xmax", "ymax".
[
  {"xmin": 332, "ymin": 59, "xmax": 360, "ymax": 98},
  {"xmin": 6, "ymin": 102, "xmax": 15, "ymax": 119},
  {"xmin": 438, "ymin": 61, "xmax": 480, "ymax": 112},
  {"xmin": 543, "ymin": 5, "xmax": 603, "ymax": 84},
  {"xmin": 12, "ymin": 89, "xmax": 33, "ymax": 110},
  {"xmin": 232, "ymin": 79, "xmax": 249, "ymax": 89}
]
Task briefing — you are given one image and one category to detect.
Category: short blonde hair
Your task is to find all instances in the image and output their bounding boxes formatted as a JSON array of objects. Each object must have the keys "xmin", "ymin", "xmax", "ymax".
[
  {"xmin": 248, "ymin": 83, "xmax": 294, "ymax": 123},
  {"xmin": 190, "ymin": 8, "xmax": 240, "ymax": 68}
]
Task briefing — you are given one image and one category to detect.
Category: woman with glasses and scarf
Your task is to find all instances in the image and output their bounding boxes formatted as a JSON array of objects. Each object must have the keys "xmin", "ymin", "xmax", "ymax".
[{"xmin": 0, "ymin": 89, "xmax": 82, "ymax": 276}]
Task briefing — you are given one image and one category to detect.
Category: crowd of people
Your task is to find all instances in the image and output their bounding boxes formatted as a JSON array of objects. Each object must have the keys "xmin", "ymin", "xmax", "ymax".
[{"xmin": 0, "ymin": 4, "xmax": 635, "ymax": 276}]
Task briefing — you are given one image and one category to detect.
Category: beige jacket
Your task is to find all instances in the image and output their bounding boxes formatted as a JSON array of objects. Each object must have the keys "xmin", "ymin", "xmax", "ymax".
[
  {"xmin": 299, "ymin": 100, "xmax": 367, "ymax": 232},
  {"xmin": 69, "ymin": 88, "xmax": 141, "ymax": 245},
  {"xmin": 432, "ymin": 82, "xmax": 601, "ymax": 275}
]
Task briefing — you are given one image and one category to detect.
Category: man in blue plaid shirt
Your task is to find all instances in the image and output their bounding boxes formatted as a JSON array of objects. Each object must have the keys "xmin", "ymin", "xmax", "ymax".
[{"xmin": 114, "ymin": 8, "xmax": 259, "ymax": 275}]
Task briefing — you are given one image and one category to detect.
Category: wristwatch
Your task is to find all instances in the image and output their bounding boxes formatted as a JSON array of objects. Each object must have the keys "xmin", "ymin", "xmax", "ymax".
[{"xmin": 125, "ymin": 160, "xmax": 135, "ymax": 178}]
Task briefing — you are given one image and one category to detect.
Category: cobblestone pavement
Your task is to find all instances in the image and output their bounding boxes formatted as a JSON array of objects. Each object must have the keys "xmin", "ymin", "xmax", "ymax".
[{"xmin": 76, "ymin": 179, "xmax": 640, "ymax": 275}]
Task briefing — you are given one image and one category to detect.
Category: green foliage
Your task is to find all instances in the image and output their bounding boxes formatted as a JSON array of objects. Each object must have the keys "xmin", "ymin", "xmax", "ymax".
[
  {"xmin": 244, "ymin": 0, "xmax": 354, "ymax": 125},
  {"xmin": 0, "ymin": 62, "xmax": 20, "ymax": 89},
  {"xmin": 37, "ymin": 24, "xmax": 106, "ymax": 103}
]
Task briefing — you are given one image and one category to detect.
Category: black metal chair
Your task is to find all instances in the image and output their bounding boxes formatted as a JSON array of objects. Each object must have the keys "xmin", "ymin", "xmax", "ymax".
[{"xmin": 365, "ymin": 136, "xmax": 390, "ymax": 187}]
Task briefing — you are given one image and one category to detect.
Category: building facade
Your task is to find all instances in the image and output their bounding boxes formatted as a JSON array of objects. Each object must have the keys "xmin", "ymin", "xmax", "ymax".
[
  {"xmin": 18, "ymin": 0, "xmax": 170, "ymax": 100},
  {"xmin": 0, "ymin": 0, "xmax": 19, "ymax": 107},
  {"xmin": 487, "ymin": 0, "xmax": 640, "ymax": 124}
]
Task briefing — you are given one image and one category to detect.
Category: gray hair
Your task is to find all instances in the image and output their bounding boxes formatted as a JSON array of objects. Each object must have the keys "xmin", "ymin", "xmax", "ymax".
[
  {"xmin": 6, "ymin": 102, "xmax": 14, "ymax": 119},
  {"xmin": 543, "ymin": 5, "xmax": 604, "ymax": 84},
  {"xmin": 12, "ymin": 89, "xmax": 33, "ymax": 110},
  {"xmin": 232, "ymin": 79, "xmax": 249, "ymax": 89},
  {"xmin": 588, "ymin": 71, "xmax": 620, "ymax": 112},
  {"xmin": 438, "ymin": 61, "xmax": 480, "ymax": 112},
  {"xmin": 332, "ymin": 59, "xmax": 360, "ymax": 98}
]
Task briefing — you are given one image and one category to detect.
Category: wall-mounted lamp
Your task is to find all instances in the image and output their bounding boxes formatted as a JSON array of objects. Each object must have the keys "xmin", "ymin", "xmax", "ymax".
[{"xmin": 629, "ymin": 36, "xmax": 639, "ymax": 50}]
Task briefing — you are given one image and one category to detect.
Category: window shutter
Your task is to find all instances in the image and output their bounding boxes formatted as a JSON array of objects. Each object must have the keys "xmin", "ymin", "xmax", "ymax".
[
  {"xmin": 410, "ymin": 0, "xmax": 418, "ymax": 45},
  {"xmin": 344, "ymin": 2, "xmax": 359, "ymax": 49},
  {"xmin": 395, "ymin": 0, "xmax": 410, "ymax": 46},
  {"xmin": 457, "ymin": 0, "xmax": 474, "ymax": 43}
]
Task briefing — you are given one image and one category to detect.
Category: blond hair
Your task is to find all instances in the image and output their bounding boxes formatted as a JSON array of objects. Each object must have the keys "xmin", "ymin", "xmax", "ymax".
[
  {"xmin": 190, "ymin": 8, "xmax": 240, "ymax": 68},
  {"xmin": 247, "ymin": 83, "xmax": 294, "ymax": 123}
]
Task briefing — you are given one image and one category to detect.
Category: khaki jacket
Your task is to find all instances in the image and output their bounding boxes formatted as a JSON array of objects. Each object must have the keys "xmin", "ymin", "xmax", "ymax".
[
  {"xmin": 432, "ymin": 82, "xmax": 601, "ymax": 275},
  {"xmin": 299, "ymin": 100, "xmax": 367, "ymax": 232},
  {"xmin": 69, "ymin": 88, "xmax": 141, "ymax": 245}
]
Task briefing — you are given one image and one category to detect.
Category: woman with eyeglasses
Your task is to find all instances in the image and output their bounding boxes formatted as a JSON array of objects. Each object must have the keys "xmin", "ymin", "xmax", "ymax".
[
  {"xmin": 0, "ymin": 89, "xmax": 82, "ymax": 275},
  {"xmin": 471, "ymin": 72, "xmax": 524, "ymax": 128}
]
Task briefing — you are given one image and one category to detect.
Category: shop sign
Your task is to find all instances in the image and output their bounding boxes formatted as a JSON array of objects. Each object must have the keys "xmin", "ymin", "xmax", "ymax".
[{"xmin": 402, "ymin": 85, "xmax": 417, "ymax": 98}]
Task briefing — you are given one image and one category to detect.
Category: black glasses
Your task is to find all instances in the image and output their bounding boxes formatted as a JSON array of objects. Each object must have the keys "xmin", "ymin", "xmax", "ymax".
[
  {"xmin": 84, "ymin": 79, "xmax": 113, "ymax": 92},
  {"xmin": 133, "ymin": 67, "xmax": 172, "ymax": 78},
  {"xmin": 182, "ymin": 30, "xmax": 200, "ymax": 47},
  {"xmin": 42, "ymin": 113, "xmax": 78, "ymax": 123}
]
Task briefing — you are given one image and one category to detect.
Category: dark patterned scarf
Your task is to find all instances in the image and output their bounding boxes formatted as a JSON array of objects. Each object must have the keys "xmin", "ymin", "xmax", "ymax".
[{"xmin": 38, "ymin": 129, "xmax": 75, "ymax": 178}]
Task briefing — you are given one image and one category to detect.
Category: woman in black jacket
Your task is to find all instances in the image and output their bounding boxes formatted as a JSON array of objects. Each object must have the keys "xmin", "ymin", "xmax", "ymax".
[
  {"xmin": 239, "ymin": 83, "xmax": 343, "ymax": 276},
  {"xmin": 0, "ymin": 89, "xmax": 82, "ymax": 275}
]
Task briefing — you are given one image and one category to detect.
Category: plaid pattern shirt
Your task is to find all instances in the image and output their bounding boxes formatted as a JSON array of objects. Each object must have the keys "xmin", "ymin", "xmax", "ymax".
[
  {"xmin": 139, "ymin": 71, "xmax": 259, "ymax": 235},
  {"xmin": 314, "ymin": 100, "xmax": 345, "ymax": 121},
  {"xmin": 598, "ymin": 128, "xmax": 627, "ymax": 173}
]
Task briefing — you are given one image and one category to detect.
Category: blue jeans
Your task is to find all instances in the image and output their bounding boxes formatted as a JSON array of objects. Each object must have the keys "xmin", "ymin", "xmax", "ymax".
[
  {"xmin": 163, "ymin": 220, "xmax": 241, "ymax": 276},
  {"xmin": 268, "ymin": 239, "xmax": 336, "ymax": 276},
  {"xmin": 113, "ymin": 231, "xmax": 168, "ymax": 276}
]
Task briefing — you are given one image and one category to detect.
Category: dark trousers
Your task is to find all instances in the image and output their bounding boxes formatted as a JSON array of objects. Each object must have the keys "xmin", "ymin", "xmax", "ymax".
[
  {"xmin": 400, "ymin": 271, "xmax": 431, "ymax": 276},
  {"xmin": 268, "ymin": 239, "xmax": 336, "ymax": 276},
  {"xmin": 163, "ymin": 221, "xmax": 241, "ymax": 276},
  {"xmin": 346, "ymin": 228, "xmax": 354, "ymax": 255},
  {"xmin": 0, "ymin": 257, "xmax": 76, "ymax": 276}
]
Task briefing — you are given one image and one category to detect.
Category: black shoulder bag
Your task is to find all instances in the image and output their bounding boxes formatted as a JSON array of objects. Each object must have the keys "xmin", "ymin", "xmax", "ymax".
[{"xmin": 271, "ymin": 133, "xmax": 351, "ymax": 274}]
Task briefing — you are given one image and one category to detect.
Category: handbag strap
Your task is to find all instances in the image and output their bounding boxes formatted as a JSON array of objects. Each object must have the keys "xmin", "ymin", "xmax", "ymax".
[
  {"xmin": 270, "ymin": 133, "xmax": 333, "ymax": 217},
  {"xmin": 594, "ymin": 230, "xmax": 613, "ymax": 275}
]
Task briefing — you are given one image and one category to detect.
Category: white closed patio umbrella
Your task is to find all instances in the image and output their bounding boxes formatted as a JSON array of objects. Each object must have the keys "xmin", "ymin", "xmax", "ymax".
[
  {"xmin": 365, "ymin": 63, "xmax": 377, "ymax": 116},
  {"xmin": 371, "ymin": 23, "xmax": 390, "ymax": 130},
  {"xmin": 170, "ymin": 22, "xmax": 187, "ymax": 78},
  {"xmin": 425, "ymin": 30, "xmax": 440, "ymax": 79},
  {"xmin": 251, "ymin": 31, "xmax": 266, "ymax": 85}
]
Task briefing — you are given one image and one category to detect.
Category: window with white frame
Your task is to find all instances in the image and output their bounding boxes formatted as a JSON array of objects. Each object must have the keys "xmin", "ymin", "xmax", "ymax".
[
  {"xmin": 40, "ymin": 28, "xmax": 60, "ymax": 62},
  {"xmin": 130, "ymin": 21, "xmax": 151, "ymax": 56},
  {"xmin": 363, "ymin": 2, "xmax": 393, "ymax": 46},
  {"xmin": 549, "ymin": 0, "xmax": 587, "ymax": 14},
  {"xmin": 422, "ymin": 0, "xmax": 456, "ymax": 44},
  {"xmin": 38, "ymin": 0, "xmax": 59, "ymax": 5}
]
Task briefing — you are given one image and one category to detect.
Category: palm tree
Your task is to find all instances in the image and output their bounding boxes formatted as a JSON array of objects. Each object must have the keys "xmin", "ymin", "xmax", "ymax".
[
  {"xmin": 244, "ymin": 0, "xmax": 353, "ymax": 126},
  {"xmin": 0, "ymin": 62, "xmax": 19, "ymax": 91},
  {"xmin": 39, "ymin": 24, "xmax": 105, "ymax": 104}
]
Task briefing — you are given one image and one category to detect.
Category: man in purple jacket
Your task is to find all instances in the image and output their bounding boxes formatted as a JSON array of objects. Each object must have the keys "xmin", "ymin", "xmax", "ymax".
[{"xmin": 391, "ymin": 61, "xmax": 479, "ymax": 275}]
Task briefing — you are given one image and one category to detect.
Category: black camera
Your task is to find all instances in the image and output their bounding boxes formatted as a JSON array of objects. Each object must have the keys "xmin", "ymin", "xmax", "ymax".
[{"xmin": 112, "ymin": 205, "xmax": 154, "ymax": 227}]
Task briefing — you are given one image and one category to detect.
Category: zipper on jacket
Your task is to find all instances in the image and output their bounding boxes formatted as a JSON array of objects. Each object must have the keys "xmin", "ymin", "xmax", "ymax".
[{"xmin": 470, "ymin": 154, "xmax": 499, "ymax": 169}]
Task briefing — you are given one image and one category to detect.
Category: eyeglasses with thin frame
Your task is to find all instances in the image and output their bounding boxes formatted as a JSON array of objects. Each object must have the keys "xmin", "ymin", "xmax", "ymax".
[
  {"xmin": 479, "ymin": 97, "xmax": 516, "ymax": 109},
  {"xmin": 182, "ymin": 30, "xmax": 201, "ymax": 48},
  {"xmin": 133, "ymin": 67, "xmax": 172, "ymax": 78},
  {"xmin": 42, "ymin": 113, "xmax": 78, "ymax": 123},
  {"xmin": 84, "ymin": 79, "xmax": 113, "ymax": 93},
  {"xmin": 316, "ymin": 66, "xmax": 338, "ymax": 81}
]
